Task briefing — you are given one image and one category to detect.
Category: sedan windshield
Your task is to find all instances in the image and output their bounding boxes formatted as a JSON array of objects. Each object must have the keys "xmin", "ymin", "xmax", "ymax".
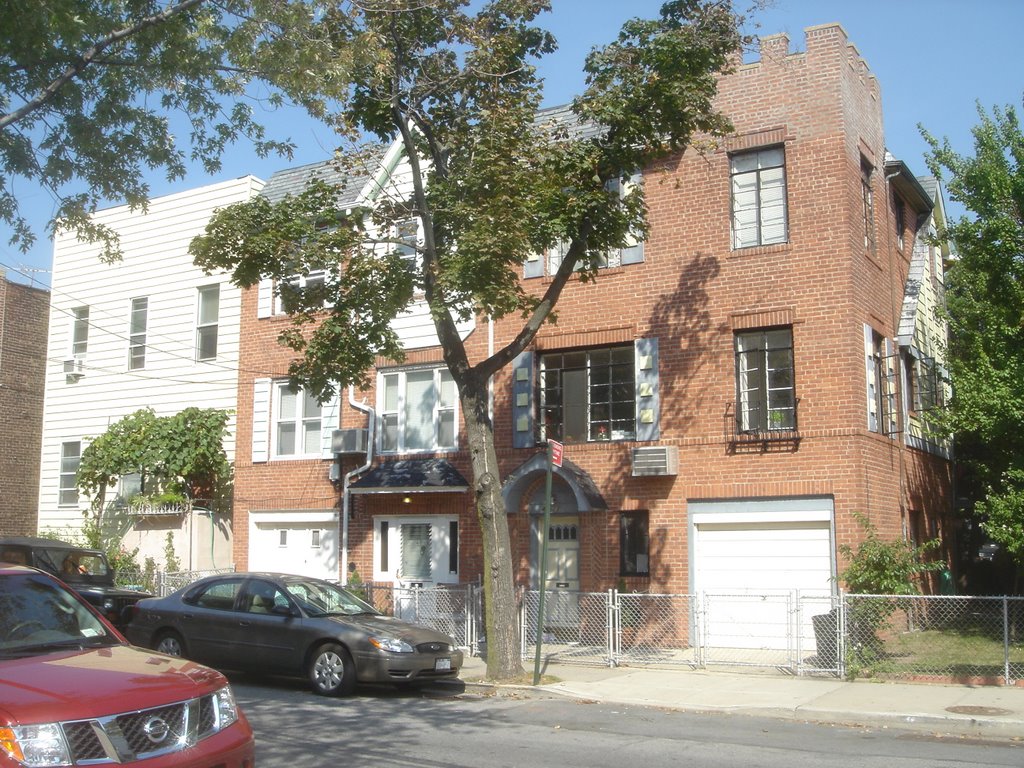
[
  {"xmin": 0, "ymin": 573, "xmax": 117, "ymax": 656},
  {"xmin": 283, "ymin": 578, "xmax": 380, "ymax": 618}
]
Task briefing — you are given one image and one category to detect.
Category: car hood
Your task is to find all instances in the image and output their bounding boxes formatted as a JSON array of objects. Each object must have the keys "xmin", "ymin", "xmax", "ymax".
[
  {"xmin": 0, "ymin": 645, "xmax": 224, "ymax": 726},
  {"xmin": 330, "ymin": 613, "xmax": 455, "ymax": 644},
  {"xmin": 72, "ymin": 583, "xmax": 152, "ymax": 600}
]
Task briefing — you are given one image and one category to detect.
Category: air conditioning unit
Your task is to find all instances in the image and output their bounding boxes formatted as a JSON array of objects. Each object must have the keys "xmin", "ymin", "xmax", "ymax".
[
  {"xmin": 63, "ymin": 359, "xmax": 85, "ymax": 378},
  {"xmin": 332, "ymin": 428, "xmax": 368, "ymax": 455},
  {"xmin": 631, "ymin": 446, "xmax": 678, "ymax": 477}
]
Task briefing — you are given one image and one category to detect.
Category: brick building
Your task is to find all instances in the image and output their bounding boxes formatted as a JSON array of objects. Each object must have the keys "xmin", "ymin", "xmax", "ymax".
[
  {"xmin": 232, "ymin": 24, "xmax": 953, "ymax": 647},
  {"xmin": 0, "ymin": 270, "xmax": 49, "ymax": 535}
]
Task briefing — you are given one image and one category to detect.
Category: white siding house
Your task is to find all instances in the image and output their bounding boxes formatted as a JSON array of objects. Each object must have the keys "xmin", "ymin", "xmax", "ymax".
[{"xmin": 38, "ymin": 176, "xmax": 264, "ymax": 570}]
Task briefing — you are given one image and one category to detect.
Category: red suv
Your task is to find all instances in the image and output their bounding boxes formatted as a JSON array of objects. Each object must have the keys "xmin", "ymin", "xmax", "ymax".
[{"xmin": 0, "ymin": 564, "xmax": 255, "ymax": 767}]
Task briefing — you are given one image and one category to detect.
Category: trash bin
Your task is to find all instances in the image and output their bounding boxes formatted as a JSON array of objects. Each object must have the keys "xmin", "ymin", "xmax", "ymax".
[{"xmin": 812, "ymin": 608, "xmax": 839, "ymax": 668}]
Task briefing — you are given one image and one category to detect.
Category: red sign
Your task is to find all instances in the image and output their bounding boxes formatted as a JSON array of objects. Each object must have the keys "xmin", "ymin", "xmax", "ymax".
[{"xmin": 548, "ymin": 439, "xmax": 563, "ymax": 467}]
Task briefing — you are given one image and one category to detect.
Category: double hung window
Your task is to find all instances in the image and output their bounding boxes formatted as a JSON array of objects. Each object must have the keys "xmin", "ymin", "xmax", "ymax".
[
  {"xmin": 273, "ymin": 382, "xmax": 323, "ymax": 458},
  {"xmin": 735, "ymin": 328, "xmax": 796, "ymax": 432},
  {"xmin": 128, "ymin": 297, "xmax": 148, "ymax": 370},
  {"xmin": 540, "ymin": 346, "xmax": 636, "ymax": 443},
  {"xmin": 59, "ymin": 441, "xmax": 81, "ymax": 506},
  {"xmin": 730, "ymin": 147, "xmax": 788, "ymax": 249},
  {"xmin": 71, "ymin": 307, "xmax": 89, "ymax": 358},
  {"xmin": 380, "ymin": 368, "xmax": 457, "ymax": 453},
  {"xmin": 196, "ymin": 285, "xmax": 220, "ymax": 361}
]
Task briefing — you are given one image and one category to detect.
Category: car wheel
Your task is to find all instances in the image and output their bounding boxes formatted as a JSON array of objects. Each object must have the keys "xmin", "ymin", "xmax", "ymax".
[
  {"xmin": 155, "ymin": 631, "xmax": 187, "ymax": 657},
  {"xmin": 308, "ymin": 643, "xmax": 356, "ymax": 696}
]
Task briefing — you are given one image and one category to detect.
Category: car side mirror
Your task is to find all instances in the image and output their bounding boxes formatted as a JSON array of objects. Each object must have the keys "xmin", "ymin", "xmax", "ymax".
[{"xmin": 271, "ymin": 604, "xmax": 298, "ymax": 618}]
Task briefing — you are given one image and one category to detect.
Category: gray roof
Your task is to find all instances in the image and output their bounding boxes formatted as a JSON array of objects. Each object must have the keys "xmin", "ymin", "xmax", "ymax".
[
  {"xmin": 533, "ymin": 102, "xmax": 606, "ymax": 142},
  {"xmin": 260, "ymin": 145, "xmax": 389, "ymax": 206},
  {"xmin": 349, "ymin": 459, "xmax": 469, "ymax": 494}
]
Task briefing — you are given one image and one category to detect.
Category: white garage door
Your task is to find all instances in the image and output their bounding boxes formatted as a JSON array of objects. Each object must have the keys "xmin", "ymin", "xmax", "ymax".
[
  {"xmin": 249, "ymin": 513, "xmax": 338, "ymax": 580},
  {"xmin": 692, "ymin": 500, "xmax": 834, "ymax": 652}
]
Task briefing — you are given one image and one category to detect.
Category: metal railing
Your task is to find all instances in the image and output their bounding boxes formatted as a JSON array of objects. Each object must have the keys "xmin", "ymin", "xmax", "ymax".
[{"xmin": 113, "ymin": 570, "xmax": 1024, "ymax": 686}]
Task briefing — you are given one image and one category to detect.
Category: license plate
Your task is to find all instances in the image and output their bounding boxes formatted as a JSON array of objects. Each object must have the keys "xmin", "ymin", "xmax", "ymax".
[{"xmin": 434, "ymin": 657, "xmax": 452, "ymax": 671}]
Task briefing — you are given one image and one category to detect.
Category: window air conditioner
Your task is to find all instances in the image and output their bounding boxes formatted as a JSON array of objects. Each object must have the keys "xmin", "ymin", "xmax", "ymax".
[
  {"xmin": 332, "ymin": 428, "xmax": 369, "ymax": 455},
  {"xmin": 63, "ymin": 359, "xmax": 85, "ymax": 378},
  {"xmin": 631, "ymin": 446, "xmax": 679, "ymax": 477}
]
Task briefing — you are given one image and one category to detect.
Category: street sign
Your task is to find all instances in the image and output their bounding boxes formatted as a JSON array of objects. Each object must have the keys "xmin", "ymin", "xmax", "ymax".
[{"xmin": 548, "ymin": 439, "xmax": 563, "ymax": 467}]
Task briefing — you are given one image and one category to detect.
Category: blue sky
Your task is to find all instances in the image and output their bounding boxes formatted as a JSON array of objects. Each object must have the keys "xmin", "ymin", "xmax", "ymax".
[{"xmin": 4, "ymin": 0, "xmax": 1023, "ymax": 287}]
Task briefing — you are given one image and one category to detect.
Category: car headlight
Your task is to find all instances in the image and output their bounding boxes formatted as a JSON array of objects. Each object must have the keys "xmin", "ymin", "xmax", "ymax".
[
  {"xmin": 212, "ymin": 685, "xmax": 240, "ymax": 729},
  {"xmin": 369, "ymin": 636, "xmax": 414, "ymax": 653},
  {"xmin": 0, "ymin": 723, "xmax": 71, "ymax": 767}
]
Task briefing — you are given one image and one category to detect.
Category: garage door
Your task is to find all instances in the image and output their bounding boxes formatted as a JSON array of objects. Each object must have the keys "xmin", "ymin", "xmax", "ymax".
[
  {"xmin": 691, "ymin": 500, "xmax": 834, "ymax": 651},
  {"xmin": 249, "ymin": 513, "xmax": 338, "ymax": 580}
]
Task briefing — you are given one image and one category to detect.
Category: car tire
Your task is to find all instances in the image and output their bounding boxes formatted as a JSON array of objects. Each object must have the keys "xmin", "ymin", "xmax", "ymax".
[
  {"xmin": 308, "ymin": 643, "xmax": 356, "ymax": 696},
  {"xmin": 155, "ymin": 630, "xmax": 187, "ymax": 658}
]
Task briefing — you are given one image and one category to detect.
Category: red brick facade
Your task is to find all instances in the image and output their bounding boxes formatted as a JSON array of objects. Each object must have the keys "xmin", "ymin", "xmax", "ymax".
[
  {"xmin": 0, "ymin": 273, "xmax": 49, "ymax": 535},
  {"xmin": 232, "ymin": 24, "xmax": 954, "ymax": 594}
]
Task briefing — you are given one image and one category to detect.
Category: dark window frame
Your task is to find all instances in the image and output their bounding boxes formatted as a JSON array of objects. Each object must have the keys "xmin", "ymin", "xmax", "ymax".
[{"xmin": 620, "ymin": 511, "xmax": 650, "ymax": 577}]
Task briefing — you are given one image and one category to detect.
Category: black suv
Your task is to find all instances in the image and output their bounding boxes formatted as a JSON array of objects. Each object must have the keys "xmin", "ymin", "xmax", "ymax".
[{"xmin": 0, "ymin": 536, "xmax": 150, "ymax": 628}]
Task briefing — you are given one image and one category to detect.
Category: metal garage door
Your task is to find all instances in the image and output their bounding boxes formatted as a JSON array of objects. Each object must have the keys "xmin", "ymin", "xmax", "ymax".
[
  {"xmin": 249, "ymin": 515, "xmax": 338, "ymax": 580},
  {"xmin": 691, "ymin": 500, "xmax": 834, "ymax": 652}
]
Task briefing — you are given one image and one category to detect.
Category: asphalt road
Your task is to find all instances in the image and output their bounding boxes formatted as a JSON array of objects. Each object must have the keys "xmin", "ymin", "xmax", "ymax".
[{"xmin": 230, "ymin": 675, "xmax": 1023, "ymax": 768}]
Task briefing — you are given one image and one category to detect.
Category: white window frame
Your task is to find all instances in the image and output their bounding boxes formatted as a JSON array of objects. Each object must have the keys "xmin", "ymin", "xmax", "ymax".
[
  {"xmin": 274, "ymin": 270, "xmax": 327, "ymax": 315},
  {"xmin": 196, "ymin": 284, "xmax": 220, "ymax": 361},
  {"xmin": 70, "ymin": 307, "xmax": 89, "ymax": 359},
  {"xmin": 372, "ymin": 515, "xmax": 460, "ymax": 584},
  {"xmin": 59, "ymin": 441, "xmax": 81, "ymax": 506},
  {"xmin": 378, "ymin": 367, "xmax": 458, "ymax": 454},
  {"xmin": 128, "ymin": 297, "xmax": 148, "ymax": 370},
  {"xmin": 271, "ymin": 380, "xmax": 325, "ymax": 459},
  {"xmin": 730, "ymin": 146, "xmax": 788, "ymax": 249}
]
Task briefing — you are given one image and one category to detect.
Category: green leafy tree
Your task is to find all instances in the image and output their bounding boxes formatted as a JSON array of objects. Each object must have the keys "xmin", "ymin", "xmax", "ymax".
[
  {"xmin": 192, "ymin": 0, "xmax": 744, "ymax": 679},
  {"xmin": 0, "ymin": 0, "xmax": 331, "ymax": 259},
  {"xmin": 924, "ymin": 105, "xmax": 1024, "ymax": 575},
  {"xmin": 77, "ymin": 407, "xmax": 232, "ymax": 522}
]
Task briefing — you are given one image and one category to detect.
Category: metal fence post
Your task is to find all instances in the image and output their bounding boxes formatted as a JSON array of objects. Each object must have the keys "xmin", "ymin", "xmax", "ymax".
[
  {"xmin": 1004, "ymin": 596, "xmax": 1011, "ymax": 685},
  {"xmin": 608, "ymin": 589, "xmax": 617, "ymax": 668}
]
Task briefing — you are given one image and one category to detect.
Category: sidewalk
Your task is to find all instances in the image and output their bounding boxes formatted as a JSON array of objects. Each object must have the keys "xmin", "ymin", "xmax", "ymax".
[{"xmin": 457, "ymin": 655, "xmax": 1024, "ymax": 740}]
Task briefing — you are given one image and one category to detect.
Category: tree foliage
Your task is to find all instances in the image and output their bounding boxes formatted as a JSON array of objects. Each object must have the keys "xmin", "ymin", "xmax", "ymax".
[
  {"xmin": 838, "ymin": 514, "xmax": 942, "ymax": 595},
  {"xmin": 192, "ymin": 0, "xmax": 745, "ymax": 678},
  {"xmin": 77, "ymin": 407, "xmax": 232, "ymax": 513},
  {"xmin": 0, "ymin": 0, "xmax": 332, "ymax": 259},
  {"xmin": 924, "ymin": 104, "xmax": 1024, "ymax": 565}
]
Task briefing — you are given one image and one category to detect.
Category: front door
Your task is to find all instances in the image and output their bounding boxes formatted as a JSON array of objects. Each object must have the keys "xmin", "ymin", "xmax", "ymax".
[{"xmin": 542, "ymin": 516, "xmax": 580, "ymax": 630}]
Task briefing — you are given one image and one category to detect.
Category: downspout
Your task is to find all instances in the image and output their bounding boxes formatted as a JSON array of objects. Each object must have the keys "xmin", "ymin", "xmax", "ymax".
[{"xmin": 341, "ymin": 385, "xmax": 375, "ymax": 582}]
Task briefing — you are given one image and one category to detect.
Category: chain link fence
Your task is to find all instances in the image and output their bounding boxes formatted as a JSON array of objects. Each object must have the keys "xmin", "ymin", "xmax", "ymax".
[{"xmin": 110, "ymin": 569, "xmax": 1024, "ymax": 686}]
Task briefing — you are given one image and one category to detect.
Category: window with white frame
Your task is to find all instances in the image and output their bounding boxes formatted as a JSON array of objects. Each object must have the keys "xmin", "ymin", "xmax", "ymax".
[
  {"xmin": 71, "ymin": 307, "xmax": 89, "ymax": 358},
  {"xmin": 128, "ymin": 297, "xmax": 148, "ymax": 370},
  {"xmin": 59, "ymin": 441, "xmax": 81, "ymax": 506},
  {"xmin": 373, "ymin": 516, "xmax": 459, "ymax": 584},
  {"xmin": 862, "ymin": 158, "xmax": 876, "ymax": 254},
  {"xmin": 196, "ymin": 285, "xmax": 220, "ymax": 361},
  {"xmin": 272, "ymin": 381, "xmax": 324, "ymax": 458},
  {"xmin": 540, "ymin": 346, "xmax": 636, "ymax": 443},
  {"xmin": 730, "ymin": 147, "xmax": 787, "ymax": 249},
  {"xmin": 379, "ymin": 367, "xmax": 457, "ymax": 453},
  {"xmin": 275, "ymin": 270, "xmax": 327, "ymax": 315},
  {"xmin": 735, "ymin": 328, "xmax": 796, "ymax": 433},
  {"xmin": 865, "ymin": 329, "xmax": 897, "ymax": 435}
]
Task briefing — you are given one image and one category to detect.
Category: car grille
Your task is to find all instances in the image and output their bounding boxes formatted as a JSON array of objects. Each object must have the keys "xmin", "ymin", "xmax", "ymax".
[
  {"xmin": 58, "ymin": 693, "xmax": 222, "ymax": 763},
  {"xmin": 415, "ymin": 641, "xmax": 452, "ymax": 653}
]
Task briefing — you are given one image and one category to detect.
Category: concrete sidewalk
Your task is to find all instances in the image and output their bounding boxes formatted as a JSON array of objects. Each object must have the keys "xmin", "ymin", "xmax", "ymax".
[{"xmin": 457, "ymin": 656, "xmax": 1024, "ymax": 740}]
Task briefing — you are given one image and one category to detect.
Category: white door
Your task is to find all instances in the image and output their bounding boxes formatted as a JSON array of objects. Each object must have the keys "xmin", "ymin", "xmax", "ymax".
[
  {"xmin": 249, "ymin": 520, "xmax": 338, "ymax": 580},
  {"xmin": 541, "ymin": 516, "xmax": 580, "ymax": 629},
  {"xmin": 694, "ymin": 520, "xmax": 832, "ymax": 649}
]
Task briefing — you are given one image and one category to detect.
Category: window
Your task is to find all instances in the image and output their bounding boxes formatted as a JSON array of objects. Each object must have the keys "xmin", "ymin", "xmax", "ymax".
[
  {"xmin": 540, "ymin": 346, "xmax": 636, "ymax": 443},
  {"xmin": 862, "ymin": 158, "xmax": 875, "ymax": 254},
  {"xmin": 275, "ymin": 270, "xmax": 327, "ymax": 314},
  {"xmin": 730, "ymin": 147, "xmax": 788, "ymax": 249},
  {"xmin": 311, "ymin": 529, "xmax": 321, "ymax": 548},
  {"xmin": 373, "ymin": 516, "xmax": 459, "ymax": 583},
  {"xmin": 620, "ymin": 511, "xmax": 650, "ymax": 577},
  {"xmin": 379, "ymin": 367, "xmax": 457, "ymax": 453},
  {"xmin": 272, "ymin": 382, "xmax": 323, "ymax": 458},
  {"xmin": 395, "ymin": 217, "xmax": 418, "ymax": 259},
  {"xmin": 128, "ymin": 297, "xmax": 148, "ymax": 370},
  {"xmin": 279, "ymin": 529, "xmax": 288, "ymax": 547},
  {"xmin": 865, "ymin": 329, "xmax": 897, "ymax": 435},
  {"xmin": 196, "ymin": 285, "xmax": 220, "ymax": 361},
  {"xmin": 59, "ymin": 441, "xmax": 81, "ymax": 506},
  {"xmin": 893, "ymin": 193, "xmax": 905, "ymax": 251},
  {"xmin": 71, "ymin": 307, "xmax": 89, "ymax": 358},
  {"xmin": 735, "ymin": 328, "xmax": 796, "ymax": 433},
  {"xmin": 908, "ymin": 354, "xmax": 942, "ymax": 413}
]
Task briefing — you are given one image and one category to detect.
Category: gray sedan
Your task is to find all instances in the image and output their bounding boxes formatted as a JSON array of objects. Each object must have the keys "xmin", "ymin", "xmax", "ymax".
[{"xmin": 125, "ymin": 572, "xmax": 463, "ymax": 696}]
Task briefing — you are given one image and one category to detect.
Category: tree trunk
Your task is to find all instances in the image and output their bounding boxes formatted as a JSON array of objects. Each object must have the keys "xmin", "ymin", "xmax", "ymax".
[{"xmin": 461, "ymin": 378, "xmax": 524, "ymax": 680}]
